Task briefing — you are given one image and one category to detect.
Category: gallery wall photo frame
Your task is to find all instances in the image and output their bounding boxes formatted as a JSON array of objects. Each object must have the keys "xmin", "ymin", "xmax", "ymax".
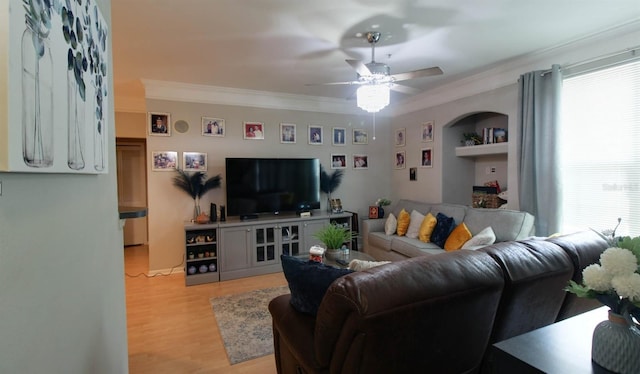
[
  {"xmin": 244, "ymin": 122, "xmax": 264, "ymax": 140},
  {"xmin": 151, "ymin": 151, "xmax": 178, "ymax": 171},
  {"xmin": 280, "ymin": 123, "xmax": 296, "ymax": 144},
  {"xmin": 308, "ymin": 125, "xmax": 323, "ymax": 145},
  {"xmin": 420, "ymin": 148, "xmax": 433, "ymax": 168},
  {"xmin": 353, "ymin": 129, "xmax": 368, "ymax": 145},
  {"xmin": 395, "ymin": 128, "xmax": 406, "ymax": 147},
  {"xmin": 332, "ymin": 127, "xmax": 347, "ymax": 146},
  {"xmin": 183, "ymin": 152, "xmax": 207, "ymax": 171},
  {"xmin": 422, "ymin": 121, "xmax": 434, "ymax": 142},
  {"xmin": 331, "ymin": 154, "xmax": 347, "ymax": 169},
  {"xmin": 395, "ymin": 150, "xmax": 406, "ymax": 169},
  {"xmin": 353, "ymin": 154, "xmax": 369, "ymax": 169},
  {"xmin": 149, "ymin": 112, "xmax": 171, "ymax": 136},
  {"xmin": 202, "ymin": 117, "xmax": 225, "ymax": 137}
]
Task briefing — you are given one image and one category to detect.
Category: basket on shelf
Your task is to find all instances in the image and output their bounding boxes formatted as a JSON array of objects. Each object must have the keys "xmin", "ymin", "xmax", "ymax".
[{"xmin": 472, "ymin": 192, "xmax": 505, "ymax": 209}]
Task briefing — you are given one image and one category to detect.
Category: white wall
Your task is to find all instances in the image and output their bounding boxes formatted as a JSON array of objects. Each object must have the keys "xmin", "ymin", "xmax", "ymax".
[
  {"xmin": 144, "ymin": 100, "xmax": 391, "ymax": 271},
  {"xmin": 0, "ymin": 0, "xmax": 129, "ymax": 372}
]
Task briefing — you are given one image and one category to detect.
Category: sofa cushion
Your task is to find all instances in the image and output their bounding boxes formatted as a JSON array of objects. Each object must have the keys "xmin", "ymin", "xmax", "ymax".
[
  {"xmin": 464, "ymin": 208, "xmax": 535, "ymax": 241},
  {"xmin": 431, "ymin": 213, "xmax": 456, "ymax": 248},
  {"xmin": 384, "ymin": 213, "xmax": 397, "ymax": 235},
  {"xmin": 462, "ymin": 226, "xmax": 497, "ymax": 250},
  {"xmin": 444, "ymin": 223, "xmax": 473, "ymax": 251},
  {"xmin": 392, "ymin": 236, "xmax": 445, "ymax": 257},
  {"xmin": 430, "ymin": 204, "xmax": 467, "ymax": 225},
  {"xmin": 391, "ymin": 199, "xmax": 433, "ymax": 218},
  {"xmin": 419, "ymin": 212, "xmax": 437, "ymax": 242},
  {"xmin": 406, "ymin": 210, "xmax": 425, "ymax": 239},
  {"xmin": 280, "ymin": 255, "xmax": 353, "ymax": 316},
  {"xmin": 397, "ymin": 209, "xmax": 411, "ymax": 236},
  {"xmin": 369, "ymin": 232, "xmax": 394, "ymax": 252}
]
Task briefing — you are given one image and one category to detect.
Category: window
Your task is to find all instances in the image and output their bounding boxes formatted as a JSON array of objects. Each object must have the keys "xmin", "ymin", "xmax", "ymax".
[{"xmin": 560, "ymin": 59, "xmax": 640, "ymax": 237}]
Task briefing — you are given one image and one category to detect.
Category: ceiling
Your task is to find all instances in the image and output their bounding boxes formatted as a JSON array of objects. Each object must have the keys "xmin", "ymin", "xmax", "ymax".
[{"xmin": 110, "ymin": 0, "xmax": 640, "ymax": 108}]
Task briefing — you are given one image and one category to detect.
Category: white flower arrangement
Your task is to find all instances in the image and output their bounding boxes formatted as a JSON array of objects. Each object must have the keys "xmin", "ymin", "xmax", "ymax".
[
  {"xmin": 375, "ymin": 198, "xmax": 391, "ymax": 207},
  {"xmin": 566, "ymin": 242, "xmax": 640, "ymax": 320}
]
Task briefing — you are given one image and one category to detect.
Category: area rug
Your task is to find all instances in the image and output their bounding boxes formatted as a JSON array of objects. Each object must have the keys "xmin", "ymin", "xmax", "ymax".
[{"xmin": 210, "ymin": 285, "xmax": 290, "ymax": 365}]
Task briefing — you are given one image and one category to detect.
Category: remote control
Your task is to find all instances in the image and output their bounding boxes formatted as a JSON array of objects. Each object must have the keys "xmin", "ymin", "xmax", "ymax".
[{"xmin": 336, "ymin": 259, "xmax": 349, "ymax": 266}]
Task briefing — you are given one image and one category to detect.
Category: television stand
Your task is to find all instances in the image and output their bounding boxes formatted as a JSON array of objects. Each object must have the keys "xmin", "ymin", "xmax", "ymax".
[{"xmin": 240, "ymin": 214, "xmax": 259, "ymax": 221}]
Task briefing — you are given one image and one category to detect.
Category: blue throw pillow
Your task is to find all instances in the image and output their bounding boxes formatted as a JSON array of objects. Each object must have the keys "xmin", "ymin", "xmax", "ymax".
[
  {"xmin": 280, "ymin": 255, "xmax": 353, "ymax": 316},
  {"xmin": 430, "ymin": 212, "xmax": 456, "ymax": 248}
]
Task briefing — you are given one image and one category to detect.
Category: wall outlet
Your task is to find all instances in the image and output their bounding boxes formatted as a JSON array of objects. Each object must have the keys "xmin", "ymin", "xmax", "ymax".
[{"xmin": 490, "ymin": 166, "xmax": 496, "ymax": 174}]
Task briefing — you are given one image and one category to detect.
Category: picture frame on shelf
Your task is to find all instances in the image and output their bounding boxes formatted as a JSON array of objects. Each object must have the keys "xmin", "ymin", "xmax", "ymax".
[
  {"xmin": 353, "ymin": 129, "xmax": 368, "ymax": 144},
  {"xmin": 149, "ymin": 112, "xmax": 171, "ymax": 136},
  {"xmin": 395, "ymin": 150, "xmax": 406, "ymax": 169},
  {"xmin": 369, "ymin": 206, "xmax": 379, "ymax": 219},
  {"xmin": 183, "ymin": 152, "xmax": 207, "ymax": 171},
  {"xmin": 244, "ymin": 122, "xmax": 264, "ymax": 139},
  {"xmin": 151, "ymin": 151, "xmax": 178, "ymax": 171},
  {"xmin": 420, "ymin": 148, "xmax": 433, "ymax": 168},
  {"xmin": 202, "ymin": 117, "xmax": 225, "ymax": 137},
  {"xmin": 421, "ymin": 121, "xmax": 434, "ymax": 142},
  {"xmin": 331, "ymin": 154, "xmax": 347, "ymax": 169},
  {"xmin": 308, "ymin": 125, "xmax": 323, "ymax": 145},
  {"xmin": 280, "ymin": 123, "xmax": 296, "ymax": 143},
  {"xmin": 332, "ymin": 127, "xmax": 346, "ymax": 146},
  {"xmin": 395, "ymin": 128, "xmax": 406, "ymax": 147},
  {"xmin": 353, "ymin": 154, "xmax": 368, "ymax": 169}
]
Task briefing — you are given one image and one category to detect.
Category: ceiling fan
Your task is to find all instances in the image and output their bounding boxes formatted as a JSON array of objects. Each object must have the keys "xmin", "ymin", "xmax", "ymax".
[{"xmin": 312, "ymin": 31, "xmax": 443, "ymax": 97}]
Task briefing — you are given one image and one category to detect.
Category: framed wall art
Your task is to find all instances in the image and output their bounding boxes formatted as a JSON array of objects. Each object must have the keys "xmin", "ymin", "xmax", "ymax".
[
  {"xmin": 151, "ymin": 151, "xmax": 178, "ymax": 171},
  {"xmin": 395, "ymin": 150, "xmax": 406, "ymax": 169},
  {"xmin": 353, "ymin": 129, "xmax": 368, "ymax": 145},
  {"xmin": 332, "ymin": 127, "xmax": 346, "ymax": 146},
  {"xmin": 331, "ymin": 154, "xmax": 347, "ymax": 169},
  {"xmin": 244, "ymin": 122, "xmax": 264, "ymax": 139},
  {"xmin": 422, "ymin": 121, "xmax": 434, "ymax": 142},
  {"xmin": 353, "ymin": 154, "xmax": 368, "ymax": 169},
  {"xmin": 308, "ymin": 125, "xmax": 323, "ymax": 145},
  {"xmin": 149, "ymin": 112, "xmax": 171, "ymax": 136},
  {"xmin": 421, "ymin": 148, "xmax": 433, "ymax": 168},
  {"xmin": 395, "ymin": 128, "xmax": 406, "ymax": 147},
  {"xmin": 183, "ymin": 152, "xmax": 207, "ymax": 171},
  {"xmin": 202, "ymin": 117, "xmax": 225, "ymax": 137},
  {"xmin": 280, "ymin": 123, "xmax": 296, "ymax": 144},
  {"xmin": 2, "ymin": 0, "xmax": 110, "ymax": 173}
]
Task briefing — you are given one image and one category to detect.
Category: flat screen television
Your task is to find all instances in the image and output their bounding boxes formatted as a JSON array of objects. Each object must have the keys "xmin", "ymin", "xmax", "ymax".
[{"xmin": 225, "ymin": 158, "xmax": 321, "ymax": 217}]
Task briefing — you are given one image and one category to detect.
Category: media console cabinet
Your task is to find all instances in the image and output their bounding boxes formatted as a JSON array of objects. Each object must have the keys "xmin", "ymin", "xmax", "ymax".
[{"xmin": 184, "ymin": 212, "xmax": 352, "ymax": 285}]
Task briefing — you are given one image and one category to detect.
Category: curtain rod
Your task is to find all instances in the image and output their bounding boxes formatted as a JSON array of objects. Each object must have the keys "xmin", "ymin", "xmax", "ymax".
[{"xmin": 541, "ymin": 46, "xmax": 640, "ymax": 76}]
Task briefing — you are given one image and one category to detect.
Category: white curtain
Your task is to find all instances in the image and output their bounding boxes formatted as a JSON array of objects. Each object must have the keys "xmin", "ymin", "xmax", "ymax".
[{"xmin": 517, "ymin": 65, "xmax": 562, "ymax": 236}]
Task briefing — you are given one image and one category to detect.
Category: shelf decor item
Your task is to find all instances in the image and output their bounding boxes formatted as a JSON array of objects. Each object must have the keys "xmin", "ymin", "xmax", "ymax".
[
  {"xmin": 172, "ymin": 169, "xmax": 222, "ymax": 222},
  {"xmin": 565, "ymin": 237, "xmax": 640, "ymax": 373},
  {"xmin": 375, "ymin": 198, "xmax": 391, "ymax": 218},
  {"xmin": 320, "ymin": 165, "xmax": 344, "ymax": 213}
]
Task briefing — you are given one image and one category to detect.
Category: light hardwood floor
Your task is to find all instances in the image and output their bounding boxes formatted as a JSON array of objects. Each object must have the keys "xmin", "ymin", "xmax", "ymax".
[{"xmin": 124, "ymin": 245, "xmax": 287, "ymax": 373}]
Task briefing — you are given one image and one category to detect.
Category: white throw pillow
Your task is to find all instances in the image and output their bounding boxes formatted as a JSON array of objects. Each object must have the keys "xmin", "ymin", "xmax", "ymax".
[
  {"xmin": 461, "ymin": 226, "xmax": 497, "ymax": 250},
  {"xmin": 384, "ymin": 213, "xmax": 397, "ymax": 235},
  {"xmin": 405, "ymin": 210, "xmax": 425, "ymax": 239},
  {"xmin": 348, "ymin": 259, "xmax": 392, "ymax": 271}
]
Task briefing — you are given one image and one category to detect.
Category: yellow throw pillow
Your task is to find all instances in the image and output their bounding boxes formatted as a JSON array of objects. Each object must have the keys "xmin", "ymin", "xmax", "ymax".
[
  {"xmin": 396, "ymin": 209, "xmax": 411, "ymax": 236},
  {"xmin": 418, "ymin": 213, "xmax": 437, "ymax": 242},
  {"xmin": 444, "ymin": 223, "xmax": 473, "ymax": 251}
]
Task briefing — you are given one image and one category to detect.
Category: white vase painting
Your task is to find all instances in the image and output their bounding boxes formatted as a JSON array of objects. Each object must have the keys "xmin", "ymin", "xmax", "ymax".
[{"xmin": 4, "ymin": 0, "xmax": 109, "ymax": 173}]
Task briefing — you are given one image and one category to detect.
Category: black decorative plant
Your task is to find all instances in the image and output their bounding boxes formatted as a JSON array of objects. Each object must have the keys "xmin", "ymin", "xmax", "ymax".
[
  {"xmin": 320, "ymin": 165, "xmax": 344, "ymax": 210},
  {"xmin": 172, "ymin": 169, "xmax": 222, "ymax": 219}
]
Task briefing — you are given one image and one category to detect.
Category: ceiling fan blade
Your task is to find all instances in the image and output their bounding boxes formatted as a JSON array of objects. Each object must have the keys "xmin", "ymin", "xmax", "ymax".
[
  {"xmin": 346, "ymin": 59, "xmax": 372, "ymax": 76},
  {"xmin": 391, "ymin": 66, "xmax": 443, "ymax": 82},
  {"xmin": 305, "ymin": 81, "xmax": 358, "ymax": 86},
  {"xmin": 390, "ymin": 84, "xmax": 421, "ymax": 95}
]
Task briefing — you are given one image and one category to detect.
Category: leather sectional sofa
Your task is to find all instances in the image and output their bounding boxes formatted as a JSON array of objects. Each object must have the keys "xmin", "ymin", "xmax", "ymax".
[
  {"xmin": 269, "ymin": 230, "xmax": 607, "ymax": 374},
  {"xmin": 362, "ymin": 199, "xmax": 536, "ymax": 261}
]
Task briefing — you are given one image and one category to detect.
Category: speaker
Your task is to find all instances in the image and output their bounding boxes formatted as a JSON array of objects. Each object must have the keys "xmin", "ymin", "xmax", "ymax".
[
  {"xmin": 210, "ymin": 203, "xmax": 217, "ymax": 222},
  {"xmin": 220, "ymin": 205, "xmax": 226, "ymax": 222}
]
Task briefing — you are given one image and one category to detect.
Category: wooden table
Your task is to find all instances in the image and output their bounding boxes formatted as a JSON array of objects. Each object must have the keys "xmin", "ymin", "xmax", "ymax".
[
  {"xmin": 492, "ymin": 307, "xmax": 614, "ymax": 373},
  {"xmin": 322, "ymin": 250, "xmax": 375, "ymax": 269}
]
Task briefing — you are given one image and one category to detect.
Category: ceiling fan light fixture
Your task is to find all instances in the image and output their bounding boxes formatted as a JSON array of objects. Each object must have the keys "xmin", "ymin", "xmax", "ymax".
[{"xmin": 356, "ymin": 84, "xmax": 390, "ymax": 113}]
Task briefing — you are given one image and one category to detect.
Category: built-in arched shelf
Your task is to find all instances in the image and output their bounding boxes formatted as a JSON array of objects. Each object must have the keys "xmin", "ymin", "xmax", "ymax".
[{"xmin": 442, "ymin": 111, "xmax": 509, "ymax": 206}]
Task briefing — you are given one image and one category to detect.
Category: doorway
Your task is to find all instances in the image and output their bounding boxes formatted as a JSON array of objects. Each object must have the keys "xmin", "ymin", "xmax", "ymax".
[{"xmin": 116, "ymin": 138, "xmax": 148, "ymax": 246}]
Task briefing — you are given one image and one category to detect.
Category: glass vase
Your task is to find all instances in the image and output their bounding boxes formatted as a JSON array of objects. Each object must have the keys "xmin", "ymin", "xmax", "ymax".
[
  {"xmin": 21, "ymin": 23, "xmax": 54, "ymax": 168},
  {"xmin": 67, "ymin": 70, "xmax": 86, "ymax": 170},
  {"xmin": 592, "ymin": 310, "xmax": 640, "ymax": 373},
  {"xmin": 93, "ymin": 93, "xmax": 106, "ymax": 172}
]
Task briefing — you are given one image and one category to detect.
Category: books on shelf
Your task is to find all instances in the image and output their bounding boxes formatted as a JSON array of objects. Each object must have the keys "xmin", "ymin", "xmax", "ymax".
[{"xmin": 482, "ymin": 128, "xmax": 508, "ymax": 144}]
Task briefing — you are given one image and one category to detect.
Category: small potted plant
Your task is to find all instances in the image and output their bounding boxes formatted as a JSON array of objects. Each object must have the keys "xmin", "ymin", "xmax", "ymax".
[
  {"xmin": 462, "ymin": 132, "xmax": 482, "ymax": 146},
  {"xmin": 375, "ymin": 198, "xmax": 391, "ymax": 218},
  {"xmin": 313, "ymin": 223, "xmax": 354, "ymax": 259}
]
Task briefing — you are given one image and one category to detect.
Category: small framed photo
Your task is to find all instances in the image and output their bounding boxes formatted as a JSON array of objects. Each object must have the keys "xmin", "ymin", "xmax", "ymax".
[
  {"xmin": 369, "ymin": 206, "xmax": 379, "ymax": 219},
  {"xmin": 353, "ymin": 129, "xmax": 368, "ymax": 144},
  {"xmin": 183, "ymin": 152, "xmax": 207, "ymax": 171},
  {"xmin": 332, "ymin": 127, "xmax": 346, "ymax": 146},
  {"xmin": 308, "ymin": 125, "xmax": 323, "ymax": 145},
  {"xmin": 331, "ymin": 154, "xmax": 347, "ymax": 169},
  {"xmin": 202, "ymin": 117, "xmax": 225, "ymax": 137},
  {"xmin": 151, "ymin": 151, "xmax": 178, "ymax": 171},
  {"xmin": 244, "ymin": 122, "xmax": 264, "ymax": 139},
  {"xmin": 395, "ymin": 150, "xmax": 406, "ymax": 169},
  {"xmin": 410, "ymin": 167, "xmax": 417, "ymax": 181},
  {"xmin": 280, "ymin": 123, "xmax": 296, "ymax": 144},
  {"xmin": 422, "ymin": 121, "xmax": 434, "ymax": 142},
  {"xmin": 421, "ymin": 148, "xmax": 433, "ymax": 168},
  {"xmin": 353, "ymin": 154, "xmax": 368, "ymax": 169},
  {"xmin": 395, "ymin": 128, "xmax": 406, "ymax": 147},
  {"xmin": 148, "ymin": 112, "xmax": 171, "ymax": 136}
]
